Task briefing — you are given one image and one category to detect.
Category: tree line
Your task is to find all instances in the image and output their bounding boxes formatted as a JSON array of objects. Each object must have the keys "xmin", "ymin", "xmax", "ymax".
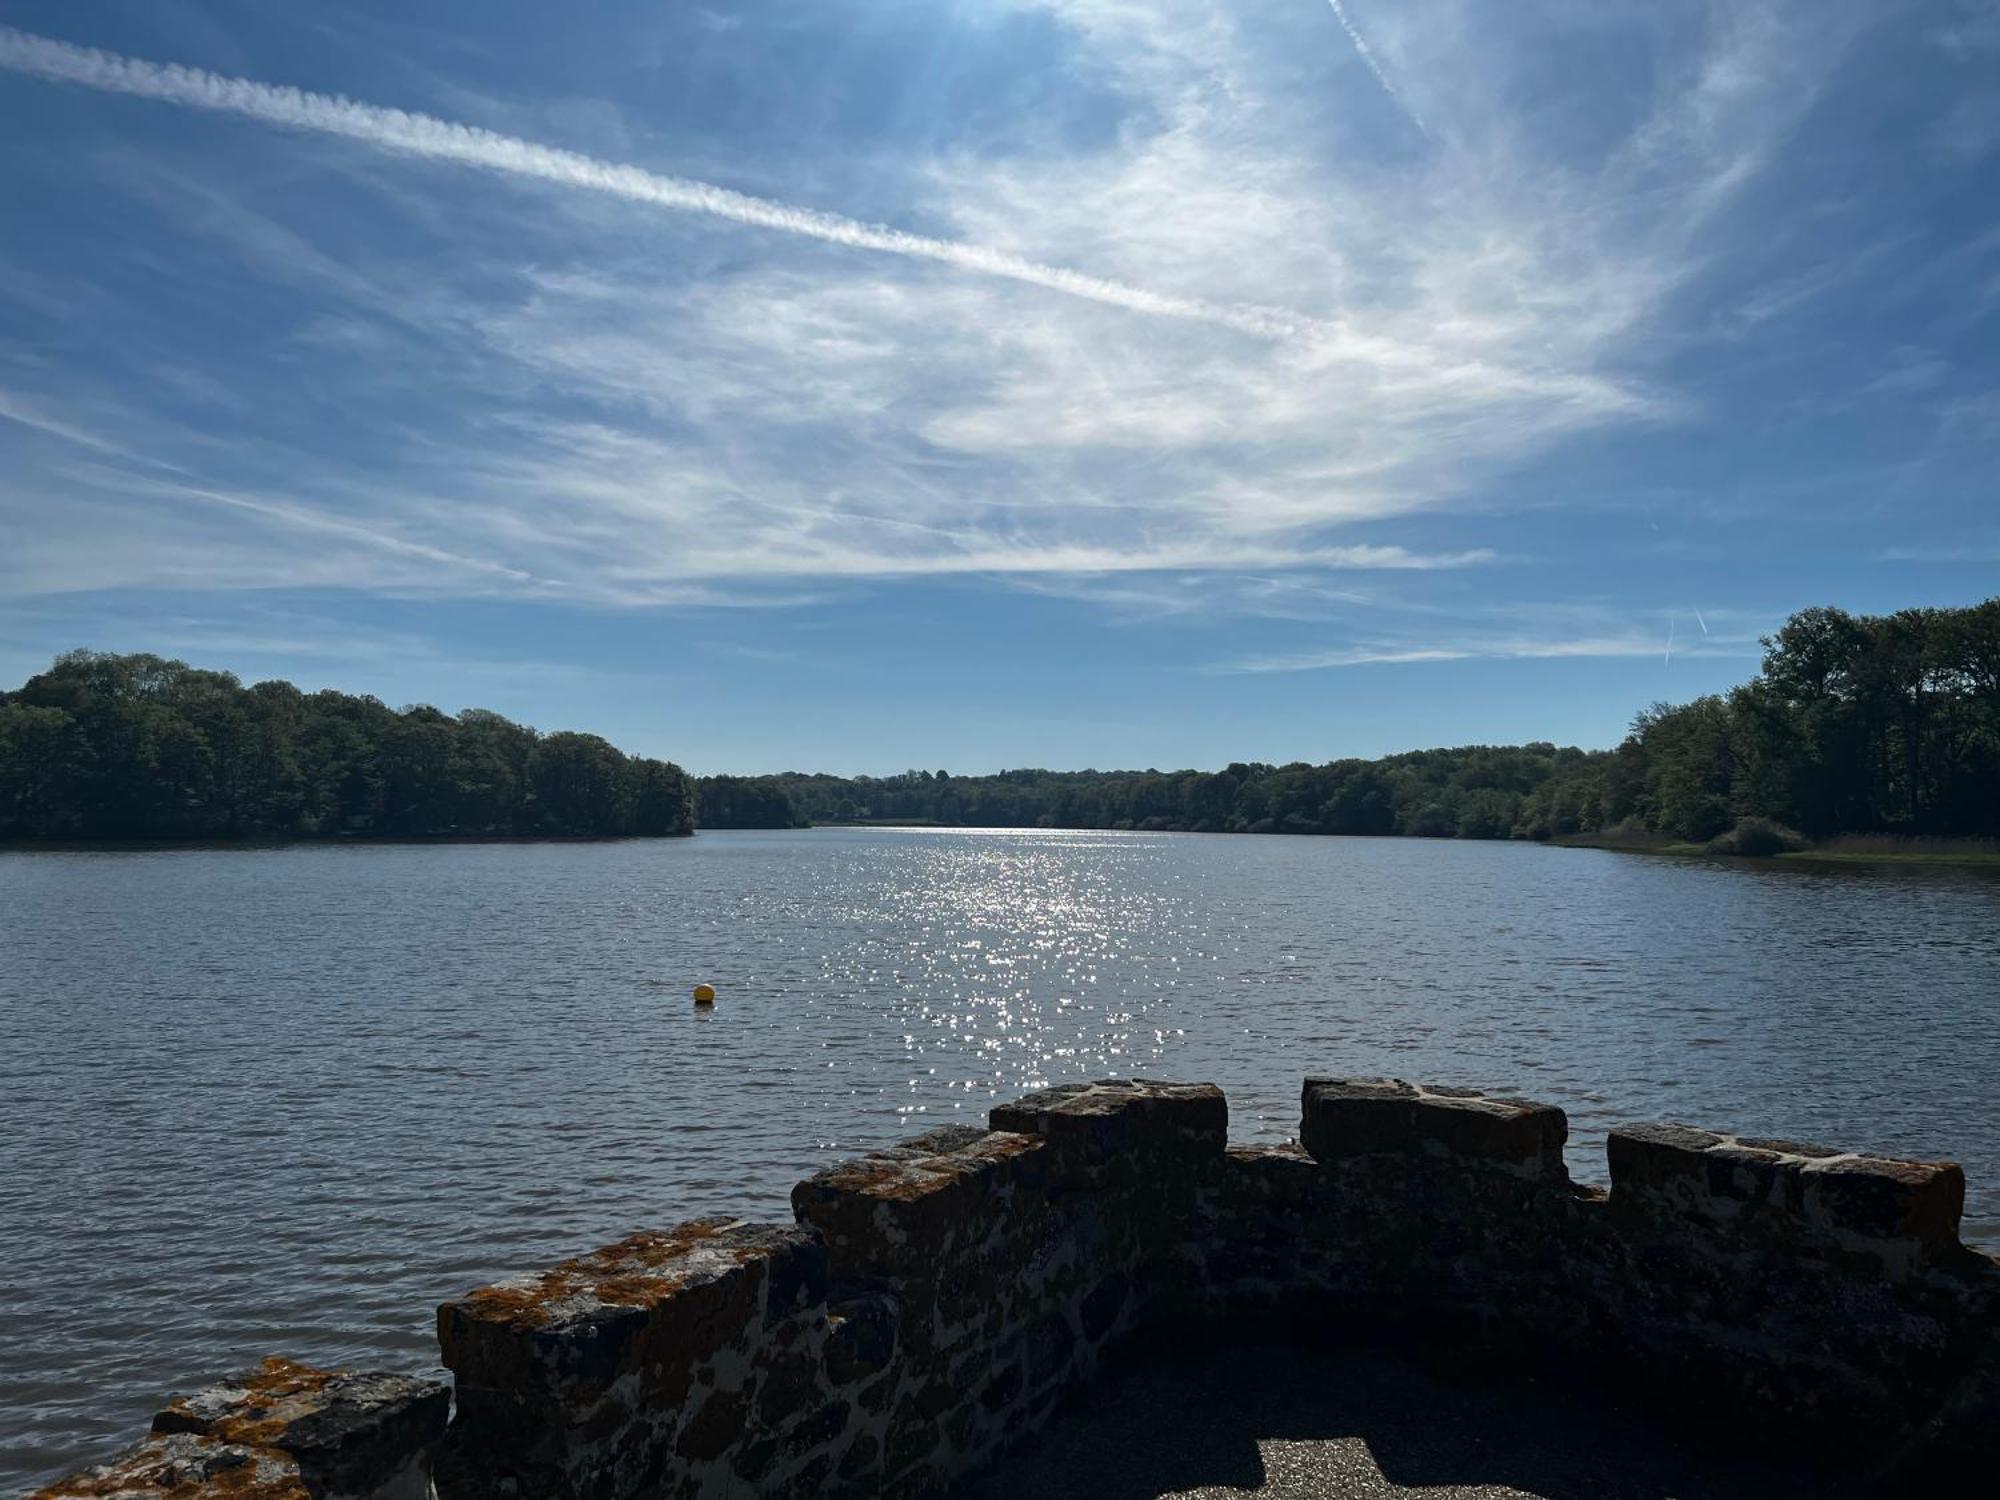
[
  {"xmin": 720, "ymin": 747, "xmax": 1599, "ymax": 839},
  {"xmin": 697, "ymin": 599, "xmax": 1999, "ymax": 844},
  {"xmin": 5, "ymin": 599, "xmax": 1993, "ymax": 845},
  {"xmin": 1590, "ymin": 600, "xmax": 1999, "ymax": 841},
  {"xmin": 0, "ymin": 651, "xmax": 693, "ymax": 840}
]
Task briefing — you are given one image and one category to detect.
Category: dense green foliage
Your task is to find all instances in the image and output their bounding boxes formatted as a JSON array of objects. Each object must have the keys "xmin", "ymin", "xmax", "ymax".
[
  {"xmin": 9, "ymin": 600, "xmax": 1994, "ymax": 845},
  {"xmin": 708, "ymin": 599, "xmax": 2000, "ymax": 844},
  {"xmin": 0, "ymin": 651, "xmax": 693, "ymax": 840},
  {"xmin": 694, "ymin": 775, "xmax": 807, "ymax": 829},
  {"xmin": 759, "ymin": 749, "xmax": 1594, "ymax": 838},
  {"xmin": 1583, "ymin": 601, "xmax": 2000, "ymax": 841}
]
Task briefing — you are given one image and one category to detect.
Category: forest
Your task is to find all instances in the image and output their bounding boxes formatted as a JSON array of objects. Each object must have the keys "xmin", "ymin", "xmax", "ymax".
[
  {"xmin": 0, "ymin": 650, "xmax": 693, "ymax": 839},
  {"xmin": 2, "ymin": 599, "xmax": 1993, "ymax": 845},
  {"xmin": 705, "ymin": 599, "xmax": 2000, "ymax": 845}
]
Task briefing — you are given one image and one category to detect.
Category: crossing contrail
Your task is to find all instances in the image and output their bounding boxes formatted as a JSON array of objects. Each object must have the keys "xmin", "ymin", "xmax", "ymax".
[
  {"xmin": 0, "ymin": 26, "xmax": 1317, "ymax": 342},
  {"xmin": 1325, "ymin": 0, "xmax": 1430, "ymax": 138}
]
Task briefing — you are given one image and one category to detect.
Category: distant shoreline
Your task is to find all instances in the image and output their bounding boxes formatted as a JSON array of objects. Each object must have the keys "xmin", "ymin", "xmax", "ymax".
[
  {"xmin": 10, "ymin": 825, "xmax": 1998, "ymax": 867},
  {"xmin": 1553, "ymin": 832, "xmax": 2000, "ymax": 867},
  {"xmin": 0, "ymin": 831, "xmax": 687, "ymax": 853}
]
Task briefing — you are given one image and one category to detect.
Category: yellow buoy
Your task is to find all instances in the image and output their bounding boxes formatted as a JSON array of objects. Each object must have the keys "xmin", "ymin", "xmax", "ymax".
[{"xmin": 692, "ymin": 983, "xmax": 717, "ymax": 1006}]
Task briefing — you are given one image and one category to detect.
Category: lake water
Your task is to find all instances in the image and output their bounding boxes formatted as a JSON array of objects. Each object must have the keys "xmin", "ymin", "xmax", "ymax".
[{"xmin": 3, "ymin": 828, "xmax": 1998, "ymax": 1490}]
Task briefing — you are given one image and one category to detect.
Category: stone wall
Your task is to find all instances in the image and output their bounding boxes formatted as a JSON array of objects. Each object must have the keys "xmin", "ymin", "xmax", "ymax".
[
  {"xmin": 35, "ymin": 1077, "xmax": 2000, "ymax": 1497},
  {"xmin": 1207, "ymin": 1079, "xmax": 2000, "ymax": 1485},
  {"xmin": 34, "ymin": 1358, "xmax": 448, "ymax": 1499},
  {"xmin": 430, "ymin": 1081, "xmax": 1226, "ymax": 1499}
]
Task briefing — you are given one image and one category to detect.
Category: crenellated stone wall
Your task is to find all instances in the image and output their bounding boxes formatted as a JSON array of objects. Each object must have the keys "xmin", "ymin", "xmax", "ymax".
[
  {"xmin": 35, "ymin": 1077, "xmax": 2000, "ymax": 1497},
  {"xmin": 1205, "ymin": 1078, "xmax": 2000, "ymax": 1483}
]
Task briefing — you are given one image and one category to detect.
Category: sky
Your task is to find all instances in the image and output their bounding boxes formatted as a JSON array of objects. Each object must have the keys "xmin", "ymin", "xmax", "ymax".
[{"xmin": 1, "ymin": 1, "xmax": 1996, "ymax": 775}]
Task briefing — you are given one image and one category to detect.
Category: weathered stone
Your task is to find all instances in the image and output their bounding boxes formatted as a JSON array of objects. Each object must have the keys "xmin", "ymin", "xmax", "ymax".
[
  {"xmin": 730, "ymin": 1433, "xmax": 779, "ymax": 1486},
  {"xmin": 1301, "ymin": 1077, "xmax": 1569, "ymax": 1182},
  {"xmin": 781, "ymin": 1398, "xmax": 851, "ymax": 1458},
  {"xmin": 979, "ymin": 1361, "xmax": 1024, "ymax": 1413},
  {"xmin": 908, "ymin": 1375, "xmax": 957, "ymax": 1422},
  {"xmin": 673, "ymin": 1388, "xmax": 748, "ymax": 1462},
  {"xmin": 820, "ymin": 1296, "xmax": 900, "ymax": 1384},
  {"xmin": 767, "ymin": 1452, "xmax": 832, "ymax": 1500},
  {"xmin": 884, "ymin": 1415, "xmax": 939, "ymax": 1482},
  {"xmin": 945, "ymin": 1400, "xmax": 978, "ymax": 1452},
  {"xmin": 1803, "ymin": 1154, "xmax": 1966, "ymax": 1255},
  {"xmin": 148, "ymin": 1357, "xmax": 447, "ymax": 1499},
  {"xmin": 835, "ymin": 1430, "xmax": 880, "ymax": 1483},
  {"xmin": 437, "ymin": 1217, "xmax": 826, "ymax": 1498},
  {"xmin": 1024, "ymin": 1308, "xmax": 1077, "ymax": 1385},
  {"xmin": 753, "ymin": 1339, "xmax": 823, "ymax": 1427},
  {"xmin": 877, "ymin": 1123, "xmax": 992, "ymax": 1158},
  {"xmin": 989, "ymin": 1079, "xmax": 1226, "ymax": 1176},
  {"xmin": 792, "ymin": 1130, "xmax": 1047, "ymax": 1279},
  {"xmin": 1078, "ymin": 1272, "xmax": 1131, "ymax": 1341},
  {"xmin": 856, "ymin": 1372, "xmax": 896, "ymax": 1414},
  {"xmin": 1609, "ymin": 1123, "xmax": 1967, "ymax": 1270},
  {"xmin": 457, "ymin": 1216, "xmax": 815, "ymax": 1336},
  {"xmin": 32, "ymin": 1433, "xmax": 310, "ymax": 1500}
]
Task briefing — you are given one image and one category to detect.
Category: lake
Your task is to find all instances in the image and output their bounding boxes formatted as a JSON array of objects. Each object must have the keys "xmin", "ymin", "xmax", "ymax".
[{"xmin": 3, "ymin": 828, "xmax": 1998, "ymax": 1490}]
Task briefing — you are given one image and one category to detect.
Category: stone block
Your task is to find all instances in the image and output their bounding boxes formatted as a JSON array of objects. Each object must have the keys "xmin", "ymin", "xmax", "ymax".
[
  {"xmin": 37, "ymin": 1357, "xmax": 446, "ymax": 1500},
  {"xmin": 148, "ymin": 1357, "xmax": 448, "ymax": 1498},
  {"xmin": 1609, "ymin": 1123, "xmax": 1966, "ymax": 1270},
  {"xmin": 988, "ymin": 1079, "xmax": 1226, "ymax": 1176},
  {"xmin": 1208, "ymin": 1144, "xmax": 1339, "ymax": 1293},
  {"xmin": 1300, "ymin": 1078, "xmax": 1568, "ymax": 1182},
  {"xmin": 824, "ymin": 1284, "xmax": 899, "ymax": 1383},
  {"xmin": 441, "ymin": 1217, "xmax": 823, "ymax": 1386},
  {"xmin": 437, "ymin": 1217, "xmax": 825, "ymax": 1496},
  {"xmin": 32, "ymin": 1433, "xmax": 309, "ymax": 1500},
  {"xmin": 792, "ymin": 1128, "xmax": 1046, "ymax": 1278},
  {"xmin": 1802, "ymin": 1153, "xmax": 1966, "ymax": 1256}
]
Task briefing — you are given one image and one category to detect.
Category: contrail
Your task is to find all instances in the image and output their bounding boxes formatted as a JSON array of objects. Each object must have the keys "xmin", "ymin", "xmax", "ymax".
[
  {"xmin": 1692, "ymin": 606, "xmax": 1709, "ymax": 635},
  {"xmin": 0, "ymin": 27, "xmax": 1315, "ymax": 342},
  {"xmin": 1325, "ymin": 0, "xmax": 1430, "ymax": 138},
  {"xmin": 1664, "ymin": 614, "xmax": 1677, "ymax": 666}
]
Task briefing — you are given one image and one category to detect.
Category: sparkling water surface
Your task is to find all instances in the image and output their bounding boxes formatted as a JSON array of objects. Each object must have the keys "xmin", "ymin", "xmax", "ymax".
[{"xmin": 3, "ymin": 828, "xmax": 1997, "ymax": 1491}]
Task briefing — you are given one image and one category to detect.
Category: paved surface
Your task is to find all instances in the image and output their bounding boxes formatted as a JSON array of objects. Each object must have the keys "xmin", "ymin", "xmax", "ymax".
[{"xmin": 956, "ymin": 1343, "xmax": 1825, "ymax": 1499}]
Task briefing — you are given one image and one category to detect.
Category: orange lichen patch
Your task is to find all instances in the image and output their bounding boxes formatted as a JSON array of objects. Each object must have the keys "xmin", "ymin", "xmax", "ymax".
[
  {"xmin": 814, "ymin": 1131, "xmax": 1044, "ymax": 1204},
  {"xmin": 454, "ymin": 1217, "xmax": 772, "ymax": 1331},
  {"xmin": 31, "ymin": 1434, "xmax": 309, "ymax": 1500},
  {"xmin": 814, "ymin": 1156, "xmax": 969, "ymax": 1204},
  {"xmin": 153, "ymin": 1358, "xmax": 336, "ymax": 1449}
]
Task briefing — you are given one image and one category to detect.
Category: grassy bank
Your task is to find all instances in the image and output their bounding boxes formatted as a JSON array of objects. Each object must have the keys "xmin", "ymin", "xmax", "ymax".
[
  {"xmin": 1784, "ymin": 834, "xmax": 2000, "ymax": 865},
  {"xmin": 1554, "ymin": 830, "xmax": 2000, "ymax": 866},
  {"xmin": 809, "ymin": 817, "xmax": 952, "ymax": 828},
  {"xmin": 1553, "ymin": 831, "xmax": 1708, "ymax": 856}
]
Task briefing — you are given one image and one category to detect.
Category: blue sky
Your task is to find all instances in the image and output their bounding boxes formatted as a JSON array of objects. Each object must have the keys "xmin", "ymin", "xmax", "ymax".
[{"xmin": 1, "ymin": 1, "xmax": 1995, "ymax": 774}]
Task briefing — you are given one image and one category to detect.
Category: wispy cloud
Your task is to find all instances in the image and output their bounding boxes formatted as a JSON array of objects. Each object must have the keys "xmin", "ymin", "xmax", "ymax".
[
  {"xmin": 1210, "ymin": 602, "xmax": 1772, "ymax": 675},
  {"xmin": 0, "ymin": 26, "xmax": 1316, "ymax": 341},
  {"xmin": 0, "ymin": 388, "xmax": 162, "ymax": 463},
  {"xmin": 0, "ymin": 5, "xmax": 1873, "ymax": 609},
  {"xmin": 1324, "ymin": 1, "xmax": 1429, "ymax": 137},
  {"xmin": 147, "ymin": 479, "xmax": 545, "ymax": 588},
  {"xmin": 1884, "ymin": 540, "xmax": 2000, "ymax": 563},
  {"xmin": 1218, "ymin": 633, "xmax": 1760, "ymax": 675}
]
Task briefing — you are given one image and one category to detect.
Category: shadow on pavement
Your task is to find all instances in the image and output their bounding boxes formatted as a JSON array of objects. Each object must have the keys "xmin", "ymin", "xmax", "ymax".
[{"xmin": 955, "ymin": 1340, "xmax": 1825, "ymax": 1499}]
